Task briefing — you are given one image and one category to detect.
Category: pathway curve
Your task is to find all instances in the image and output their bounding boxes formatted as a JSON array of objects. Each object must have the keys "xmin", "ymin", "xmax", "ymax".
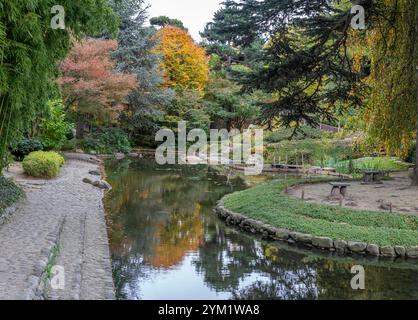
[{"xmin": 0, "ymin": 157, "xmax": 114, "ymax": 300}]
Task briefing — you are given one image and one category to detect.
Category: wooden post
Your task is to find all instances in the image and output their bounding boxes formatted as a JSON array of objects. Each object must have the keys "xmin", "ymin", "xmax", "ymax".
[
  {"xmin": 339, "ymin": 196, "xmax": 343, "ymax": 207},
  {"xmin": 389, "ymin": 202, "xmax": 393, "ymax": 213},
  {"xmin": 301, "ymin": 189, "xmax": 305, "ymax": 201}
]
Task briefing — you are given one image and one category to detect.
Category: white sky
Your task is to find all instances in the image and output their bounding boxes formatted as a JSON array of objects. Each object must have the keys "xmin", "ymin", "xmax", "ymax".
[{"xmin": 146, "ymin": 0, "xmax": 223, "ymax": 41}]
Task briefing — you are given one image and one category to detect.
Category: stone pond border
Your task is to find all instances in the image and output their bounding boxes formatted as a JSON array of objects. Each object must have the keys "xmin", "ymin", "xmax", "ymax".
[{"xmin": 214, "ymin": 196, "xmax": 418, "ymax": 260}]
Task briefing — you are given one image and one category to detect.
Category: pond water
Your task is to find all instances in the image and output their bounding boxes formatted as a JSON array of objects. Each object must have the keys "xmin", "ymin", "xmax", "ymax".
[{"xmin": 105, "ymin": 159, "xmax": 418, "ymax": 300}]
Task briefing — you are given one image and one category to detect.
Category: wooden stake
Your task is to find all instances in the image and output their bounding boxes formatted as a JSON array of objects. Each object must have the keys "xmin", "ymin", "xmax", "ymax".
[{"xmin": 301, "ymin": 189, "xmax": 305, "ymax": 201}]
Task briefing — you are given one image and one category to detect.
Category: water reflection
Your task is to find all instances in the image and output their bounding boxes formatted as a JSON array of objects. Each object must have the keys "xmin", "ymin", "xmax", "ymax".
[{"xmin": 105, "ymin": 159, "xmax": 418, "ymax": 300}]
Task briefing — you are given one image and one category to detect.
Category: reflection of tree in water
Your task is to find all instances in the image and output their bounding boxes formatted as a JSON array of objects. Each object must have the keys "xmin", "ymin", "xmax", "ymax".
[
  {"xmin": 105, "ymin": 159, "xmax": 418, "ymax": 300},
  {"xmin": 105, "ymin": 159, "xmax": 246, "ymax": 298}
]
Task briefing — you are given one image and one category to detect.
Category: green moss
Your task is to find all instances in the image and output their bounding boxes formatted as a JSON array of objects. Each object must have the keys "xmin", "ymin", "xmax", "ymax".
[
  {"xmin": 224, "ymin": 178, "xmax": 418, "ymax": 246},
  {"xmin": 0, "ymin": 176, "xmax": 24, "ymax": 214}
]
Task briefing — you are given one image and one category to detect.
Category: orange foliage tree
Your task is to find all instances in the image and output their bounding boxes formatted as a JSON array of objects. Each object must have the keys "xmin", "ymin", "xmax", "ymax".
[
  {"xmin": 155, "ymin": 26, "xmax": 209, "ymax": 93},
  {"xmin": 59, "ymin": 39, "xmax": 137, "ymax": 138}
]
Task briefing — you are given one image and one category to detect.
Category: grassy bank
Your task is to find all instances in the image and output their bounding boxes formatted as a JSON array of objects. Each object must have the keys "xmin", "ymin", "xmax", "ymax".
[
  {"xmin": 223, "ymin": 178, "xmax": 418, "ymax": 246},
  {"xmin": 0, "ymin": 176, "xmax": 24, "ymax": 215}
]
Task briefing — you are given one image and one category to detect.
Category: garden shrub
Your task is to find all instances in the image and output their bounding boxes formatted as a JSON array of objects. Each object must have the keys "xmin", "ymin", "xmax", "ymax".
[
  {"xmin": 82, "ymin": 128, "xmax": 132, "ymax": 154},
  {"xmin": 22, "ymin": 151, "xmax": 65, "ymax": 178},
  {"xmin": 40, "ymin": 100, "xmax": 73, "ymax": 150},
  {"xmin": 0, "ymin": 176, "xmax": 24, "ymax": 213},
  {"xmin": 11, "ymin": 138, "xmax": 44, "ymax": 161}
]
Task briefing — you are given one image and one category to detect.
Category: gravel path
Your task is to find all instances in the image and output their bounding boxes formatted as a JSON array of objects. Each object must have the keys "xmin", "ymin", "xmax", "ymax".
[{"xmin": 0, "ymin": 157, "xmax": 115, "ymax": 300}]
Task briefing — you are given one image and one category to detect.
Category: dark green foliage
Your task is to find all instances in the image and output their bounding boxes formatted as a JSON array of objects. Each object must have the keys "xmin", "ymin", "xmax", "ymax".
[
  {"xmin": 406, "ymin": 142, "xmax": 416, "ymax": 164},
  {"xmin": 0, "ymin": 0, "xmax": 119, "ymax": 169},
  {"xmin": 225, "ymin": 178, "xmax": 418, "ymax": 246},
  {"xmin": 0, "ymin": 176, "xmax": 24, "ymax": 214},
  {"xmin": 203, "ymin": 0, "xmax": 379, "ymax": 129},
  {"xmin": 11, "ymin": 138, "xmax": 44, "ymax": 161},
  {"xmin": 150, "ymin": 16, "xmax": 186, "ymax": 30},
  {"xmin": 265, "ymin": 126, "xmax": 325, "ymax": 144},
  {"xmin": 82, "ymin": 128, "xmax": 132, "ymax": 154}
]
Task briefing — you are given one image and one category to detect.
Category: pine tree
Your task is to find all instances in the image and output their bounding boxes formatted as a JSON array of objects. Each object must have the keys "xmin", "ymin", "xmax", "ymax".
[{"xmin": 111, "ymin": 0, "xmax": 173, "ymax": 145}]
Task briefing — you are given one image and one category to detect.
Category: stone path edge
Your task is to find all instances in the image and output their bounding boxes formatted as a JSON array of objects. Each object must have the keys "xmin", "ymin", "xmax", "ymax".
[{"xmin": 215, "ymin": 195, "xmax": 418, "ymax": 260}]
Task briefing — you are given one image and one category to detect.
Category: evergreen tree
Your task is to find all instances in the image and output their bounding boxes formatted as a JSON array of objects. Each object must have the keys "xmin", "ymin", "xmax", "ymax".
[{"xmin": 111, "ymin": 0, "xmax": 173, "ymax": 146}]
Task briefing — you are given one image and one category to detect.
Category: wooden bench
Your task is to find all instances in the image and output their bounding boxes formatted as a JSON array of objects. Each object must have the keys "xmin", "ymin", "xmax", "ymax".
[
  {"xmin": 329, "ymin": 182, "xmax": 351, "ymax": 197},
  {"xmin": 362, "ymin": 170, "xmax": 385, "ymax": 184}
]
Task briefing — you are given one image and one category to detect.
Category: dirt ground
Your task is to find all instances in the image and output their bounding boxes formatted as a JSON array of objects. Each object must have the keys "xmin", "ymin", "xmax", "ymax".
[{"xmin": 288, "ymin": 171, "xmax": 418, "ymax": 215}]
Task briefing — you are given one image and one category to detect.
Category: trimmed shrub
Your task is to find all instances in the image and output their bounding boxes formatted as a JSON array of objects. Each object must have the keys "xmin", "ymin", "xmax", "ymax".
[
  {"xmin": 82, "ymin": 128, "xmax": 132, "ymax": 154},
  {"xmin": 22, "ymin": 151, "xmax": 65, "ymax": 179},
  {"xmin": 11, "ymin": 138, "xmax": 44, "ymax": 161}
]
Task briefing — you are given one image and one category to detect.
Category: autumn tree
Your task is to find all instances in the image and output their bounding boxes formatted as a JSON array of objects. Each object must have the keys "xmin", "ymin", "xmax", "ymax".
[
  {"xmin": 59, "ymin": 39, "xmax": 137, "ymax": 138},
  {"xmin": 155, "ymin": 26, "xmax": 209, "ymax": 93}
]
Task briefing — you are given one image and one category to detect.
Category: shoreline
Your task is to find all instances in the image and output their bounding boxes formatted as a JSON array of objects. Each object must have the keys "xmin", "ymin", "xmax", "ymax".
[{"xmin": 0, "ymin": 154, "xmax": 115, "ymax": 300}]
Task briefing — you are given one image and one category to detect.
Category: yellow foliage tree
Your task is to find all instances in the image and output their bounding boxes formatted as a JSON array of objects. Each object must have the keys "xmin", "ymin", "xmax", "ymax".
[{"xmin": 155, "ymin": 26, "xmax": 209, "ymax": 93}]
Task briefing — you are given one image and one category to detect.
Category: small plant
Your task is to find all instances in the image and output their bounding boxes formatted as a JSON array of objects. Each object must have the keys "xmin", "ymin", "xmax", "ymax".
[
  {"xmin": 11, "ymin": 138, "xmax": 44, "ymax": 161},
  {"xmin": 22, "ymin": 151, "xmax": 65, "ymax": 179},
  {"xmin": 0, "ymin": 176, "xmax": 24, "ymax": 213}
]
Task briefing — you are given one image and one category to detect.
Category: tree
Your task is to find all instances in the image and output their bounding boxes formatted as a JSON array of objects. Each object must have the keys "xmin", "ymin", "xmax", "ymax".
[
  {"xmin": 155, "ymin": 26, "xmax": 210, "ymax": 93},
  {"xmin": 150, "ymin": 16, "xmax": 186, "ymax": 30},
  {"xmin": 0, "ymin": 0, "xmax": 119, "ymax": 168},
  {"xmin": 211, "ymin": 0, "xmax": 418, "ymax": 183},
  {"xmin": 111, "ymin": 0, "xmax": 173, "ymax": 146},
  {"xmin": 59, "ymin": 39, "xmax": 137, "ymax": 138}
]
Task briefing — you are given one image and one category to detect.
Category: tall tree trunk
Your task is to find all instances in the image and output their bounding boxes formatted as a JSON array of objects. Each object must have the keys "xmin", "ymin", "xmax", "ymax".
[{"xmin": 413, "ymin": 3, "xmax": 418, "ymax": 186}]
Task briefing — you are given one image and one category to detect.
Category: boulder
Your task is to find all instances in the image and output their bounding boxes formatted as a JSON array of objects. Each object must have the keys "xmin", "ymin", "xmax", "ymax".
[
  {"xmin": 115, "ymin": 153, "xmax": 125, "ymax": 160},
  {"xmin": 394, "ymin": 246, "xmax": 406, "ymax": 258},
  {"xmin": 347, "ymin": 241, "xmax": 367, "ymax": 253},
  {"xmin": 312, "ymin": 236, "xmax": 333, "ymax": 249},
  {"xmin": 290, "ymin": 232, "xmax": 313, "ymax": 244},
  {"xmin": 380, "ymin": 246, "xmax": 396, "ymax": 257},
  {"xmin": 406, "ymin": 246, "xmax": 418, "ymax": 259},
  {"xmin": 366, "ymin": 244, "xmax": 380, "ymax": 256},
  {"xmin": 334, "ymin": 240, "xmax": 348, "ymax": 252}
]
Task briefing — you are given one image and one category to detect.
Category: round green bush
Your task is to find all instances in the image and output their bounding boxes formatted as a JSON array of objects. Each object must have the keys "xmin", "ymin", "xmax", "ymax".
[{"xmin": 22, "ymin": 151, "xmax": 65, "ymax": 179}]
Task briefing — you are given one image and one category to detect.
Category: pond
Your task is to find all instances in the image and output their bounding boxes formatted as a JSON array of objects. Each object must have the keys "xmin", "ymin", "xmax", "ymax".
[{"xmin": 105, "ymin": 158, "xmax": 418, "ymax": 300}]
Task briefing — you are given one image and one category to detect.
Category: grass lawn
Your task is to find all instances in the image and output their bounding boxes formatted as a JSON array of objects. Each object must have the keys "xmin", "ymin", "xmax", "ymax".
[
  {"xmin": 335, "ymin": 157, "xmax": 413, "ymax": 175},
  {"xmin": 224, "ymin": 178, "xmax": 418, "ymax": 247}
]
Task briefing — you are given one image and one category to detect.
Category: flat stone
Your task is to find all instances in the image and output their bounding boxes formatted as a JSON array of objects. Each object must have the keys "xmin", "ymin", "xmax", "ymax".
[
  {"xmin": 88, "ymin": 170, "xmax": 101, "ymax": 176},
  {"xmin": 82, "ymin": 177, "xmax": 93, "ymax": 184},
  {"xmin": 312, "ymin": 236, "xmax": 333, "ymax": 249},
  {"xmin": 290, "ymin": 232, "xmax": 312, "ymax": 244},
  {"xmin": 394, "ymin": 246, "xmax": 406, "ymax": 257},
  {"xmin": 334, "ymin": 240, "xmax": 348, "ymax": 251},
  {"xmin": 275, "ymin": 229, "xmax": 290, "ymax": 240},
  {"xmin": 366, "ymin": 244, "xmax": 380, "ymax": 256},
  {"xmin": 128, "ymin": 153, "xmax": 139, "ymax": 157},
  {"xmin": 380, "ymin": 246, "xmax": 396, "ymax": 257},
  {"xmin": 92, "ymin": 180, "xmax": 112, "ymax": 190},
  {"xmin": 347, "ymin": 241, "xmax": 367, "ymax": 253},
  {"xmin": 406, "ymin": 246, "xmax": 418, "ymax": 259}
]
